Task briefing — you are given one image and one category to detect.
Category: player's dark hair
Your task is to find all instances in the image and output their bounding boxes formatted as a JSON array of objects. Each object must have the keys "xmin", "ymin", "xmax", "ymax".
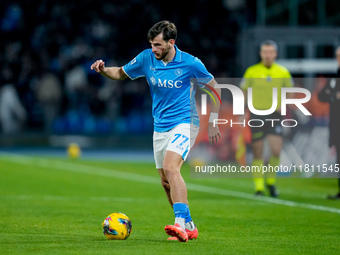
[
  {"xmin": 147, "ymin": 20, "xmax": 177, "ymax": 42},
  {"xmin": 260, "ymin": 40, "xmax": 278, "ymax": 52}
]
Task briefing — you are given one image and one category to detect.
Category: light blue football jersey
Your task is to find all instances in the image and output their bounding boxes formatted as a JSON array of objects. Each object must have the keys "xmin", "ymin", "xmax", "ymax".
[{"xmin": 123, "ymin": 45, "xmax": 213, "ymax": 132}]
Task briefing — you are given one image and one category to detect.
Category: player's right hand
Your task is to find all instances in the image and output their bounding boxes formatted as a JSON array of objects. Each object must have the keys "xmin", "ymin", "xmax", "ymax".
[
  {"xmin": 91, "ymin": 59, "xmax": 106, "ymax": 73},
  {"xmin": 208, "ymin": 123, "xmax": 222, "ymax": 145}
]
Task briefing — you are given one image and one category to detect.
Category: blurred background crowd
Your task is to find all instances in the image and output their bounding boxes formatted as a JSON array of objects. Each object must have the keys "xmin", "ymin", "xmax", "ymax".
[
  {"xmin": 0, "ymin": 0, "xmax": 255, "ymax": 136},
  {"xmin": 0, "ymin": 0, "xmax": 339, "ymax": 148}
]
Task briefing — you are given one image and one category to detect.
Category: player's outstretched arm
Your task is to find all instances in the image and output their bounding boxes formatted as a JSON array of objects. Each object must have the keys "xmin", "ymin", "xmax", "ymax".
[
  {"xmin": 91, "ymin": 60, "xmax": 127, "ymax": 81},
  {"xmin": 207, "ymin": 79, "xmax": 222, "ymax": 145}
]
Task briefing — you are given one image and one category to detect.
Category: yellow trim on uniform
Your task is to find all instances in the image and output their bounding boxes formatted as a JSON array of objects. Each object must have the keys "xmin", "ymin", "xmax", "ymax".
[{"xmin": 241, "ymin": 62, "xmax": 293, "ymax": 110}]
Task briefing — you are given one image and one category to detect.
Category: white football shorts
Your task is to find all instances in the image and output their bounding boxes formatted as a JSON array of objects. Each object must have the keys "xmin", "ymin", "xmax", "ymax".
[{"xmin": 153, "ymin": 123, "xmax": 199, "ymax": 169}]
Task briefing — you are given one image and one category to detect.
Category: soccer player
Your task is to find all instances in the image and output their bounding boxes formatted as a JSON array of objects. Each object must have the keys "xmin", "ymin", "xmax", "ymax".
[
  {"xmin": 91, "ymin": 21, "xmax": 221, "ymax": 241},
  {"xmin": 240, "ymin": 40, "xmax": 293, "ymax": 197},
  {"xmin": 318, "ymin": 46, "xmax": 340, "ymax": 199}
]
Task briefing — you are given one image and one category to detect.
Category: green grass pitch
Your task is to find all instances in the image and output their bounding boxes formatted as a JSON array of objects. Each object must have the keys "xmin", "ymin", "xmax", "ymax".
[{"xmin": 0, "ymin": 153, "xmax": 340, "ymax": 255}]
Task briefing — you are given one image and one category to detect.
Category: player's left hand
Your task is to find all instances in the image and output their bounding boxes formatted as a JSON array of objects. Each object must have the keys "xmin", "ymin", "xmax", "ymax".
[{"xmin": 208, "ymin": 123, "xmax": 222, "ymax": 145}]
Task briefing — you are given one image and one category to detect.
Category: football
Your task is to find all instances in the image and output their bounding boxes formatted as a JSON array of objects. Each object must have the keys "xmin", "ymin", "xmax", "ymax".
[{"xmin": 102, "ymin": 213, "xmax": 132, "ymax": 240}]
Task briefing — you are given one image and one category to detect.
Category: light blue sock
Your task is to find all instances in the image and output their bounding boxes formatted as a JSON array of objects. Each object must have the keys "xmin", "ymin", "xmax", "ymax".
[
  {"xmin": 173, "ymin": 203, "xmax": 188, "ymax": 230},
  {"xmin": 173, "ymin": 202, "xmax": 188, "ymax": 218},
  {"xmin": 185, "ymin": 207, "xmax": 192, "ymax": 223},
  {"xmin": 185, "ymin": 207, "xmax": 195, "ymax": 231}
]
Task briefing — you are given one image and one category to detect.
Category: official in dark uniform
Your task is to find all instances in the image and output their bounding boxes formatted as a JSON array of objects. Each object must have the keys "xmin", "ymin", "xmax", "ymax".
[{"xmin": 318, "ymin": 46, "xmax": 340, "ymax": 199}]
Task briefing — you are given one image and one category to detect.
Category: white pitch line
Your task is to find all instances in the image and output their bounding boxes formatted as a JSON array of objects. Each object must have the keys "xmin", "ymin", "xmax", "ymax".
[
  {"xmin": 1, "ymin": 153, "xmax": 340, "ymax": 214},
  {"xmin": 0, "ymin": 195, "xmax": 155, "ymax": 203}
]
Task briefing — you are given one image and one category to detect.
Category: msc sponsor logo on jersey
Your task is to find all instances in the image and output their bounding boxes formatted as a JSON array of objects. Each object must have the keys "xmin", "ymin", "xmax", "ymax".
[{"xmin": 157, "ymin": 79, "xmax": 183, "ymax": 88}]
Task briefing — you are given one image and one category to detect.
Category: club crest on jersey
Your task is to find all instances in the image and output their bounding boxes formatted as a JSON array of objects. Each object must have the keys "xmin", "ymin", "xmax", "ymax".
[
  {"xmin": 266, "ymin": 75, "xmax": 272, "ymax": 82},
  {"xmin": 175, "ymin": 69, "xmax": 182, "ymax": 76}
]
